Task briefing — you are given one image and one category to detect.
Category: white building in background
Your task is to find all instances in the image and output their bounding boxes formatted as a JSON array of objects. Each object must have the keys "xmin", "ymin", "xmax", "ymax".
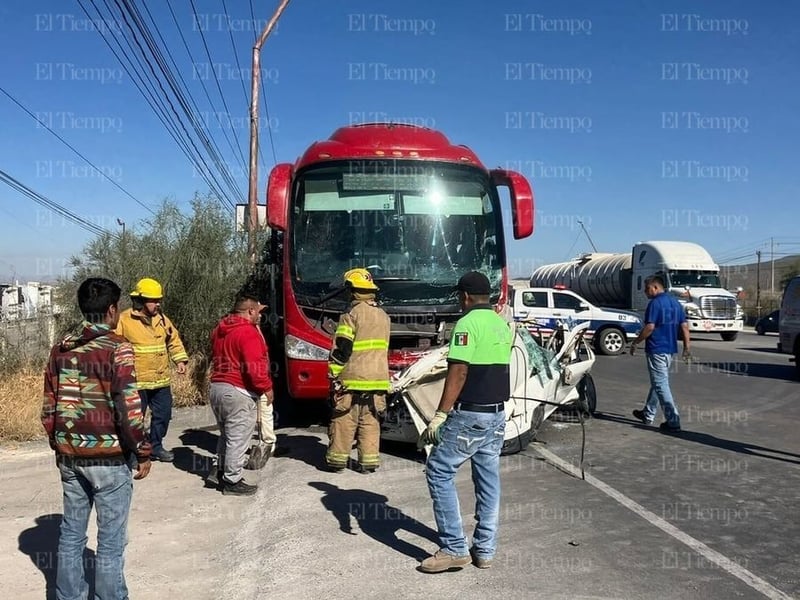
[{"xmin": 0, "ymin": 281, "xmax": 60, "ymax": 321}]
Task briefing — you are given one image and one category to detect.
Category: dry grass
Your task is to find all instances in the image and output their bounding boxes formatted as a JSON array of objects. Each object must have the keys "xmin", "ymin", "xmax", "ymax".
[
  {"xmin": 172, "ymin": 354, "xmax": 210, "ymax": 408},
  {"xmin": 0, "ymin": 355, "xmax": 209, "ymax": 443},
  {"xmin": 0, "ymin": 368, "xmax": 46, "ymax": 443}
]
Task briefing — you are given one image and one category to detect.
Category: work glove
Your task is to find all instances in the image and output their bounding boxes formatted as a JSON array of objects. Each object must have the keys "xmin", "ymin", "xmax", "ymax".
[{"xmin": 418, "ymin": 410, "xmax": 449, "ymax": 449}]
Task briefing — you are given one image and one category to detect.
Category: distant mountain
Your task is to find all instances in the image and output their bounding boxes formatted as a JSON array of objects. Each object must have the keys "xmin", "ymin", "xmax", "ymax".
[{"xmin": 720, "ymin": 254, "xmax": 800, "ymax": 299}]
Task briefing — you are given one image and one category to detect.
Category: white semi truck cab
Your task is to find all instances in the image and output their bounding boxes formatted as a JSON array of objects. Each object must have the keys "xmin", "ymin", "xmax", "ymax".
[{"xmin": 628, "ymin": 242, "xmax": 744, "ymax": 341}]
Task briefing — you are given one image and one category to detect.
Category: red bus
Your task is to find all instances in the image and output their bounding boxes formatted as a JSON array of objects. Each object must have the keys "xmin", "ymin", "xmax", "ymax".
[{"xmin": 262, "ymin": 123, "xmax": 534, "ymax": 400}]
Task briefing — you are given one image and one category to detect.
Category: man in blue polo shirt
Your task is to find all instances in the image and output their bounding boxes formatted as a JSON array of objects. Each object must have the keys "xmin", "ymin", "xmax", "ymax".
[
  {"xmin": 629, "ymin": 275, "xmax": 691, "ymax": 432},
  {"xmin": 418, "ymin": 271, "xmax": 514, "ymax": 574}
]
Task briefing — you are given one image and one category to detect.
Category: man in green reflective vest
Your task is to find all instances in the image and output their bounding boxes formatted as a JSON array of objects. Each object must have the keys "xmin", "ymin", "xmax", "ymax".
[{"xmin": 326, "ymin": 268, "xmax": 391, "ymax": 473}]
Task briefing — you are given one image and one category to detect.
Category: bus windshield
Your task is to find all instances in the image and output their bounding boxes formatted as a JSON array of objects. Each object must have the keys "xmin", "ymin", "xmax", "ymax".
[{"xmin": 290, "ymin": 162, "xmax": 504, "ymax": 305}]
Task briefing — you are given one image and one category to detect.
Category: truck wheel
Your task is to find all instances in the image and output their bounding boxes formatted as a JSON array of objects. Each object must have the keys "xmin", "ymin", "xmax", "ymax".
[
  {"xmin": 720, "ymin": 332, "xmax": 738, "ymax": 341},
  {"xmin": 577, "ymin": 374, "xmax": 597, "ymax": 417},
  {"xmin": 595, "ymin": 328, "xmax": 625, "ymax": 355}
]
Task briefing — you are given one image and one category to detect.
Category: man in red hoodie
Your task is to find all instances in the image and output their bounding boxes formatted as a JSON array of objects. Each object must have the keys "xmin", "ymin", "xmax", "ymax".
[{"xmin": 208, "ymin": 292, "xmax": 273, "ymax": 495}]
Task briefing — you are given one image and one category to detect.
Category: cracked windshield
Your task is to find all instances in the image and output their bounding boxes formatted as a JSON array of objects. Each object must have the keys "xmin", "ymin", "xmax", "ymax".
[{"xmin": 291, "ymin": 163, "xmax": 503, "ymax": 305}]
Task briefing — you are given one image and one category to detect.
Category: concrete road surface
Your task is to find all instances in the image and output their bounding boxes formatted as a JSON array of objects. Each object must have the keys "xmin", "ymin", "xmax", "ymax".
[{"xmin": 1, "ymin": 330, "xmax": 797, "ymax": 599}]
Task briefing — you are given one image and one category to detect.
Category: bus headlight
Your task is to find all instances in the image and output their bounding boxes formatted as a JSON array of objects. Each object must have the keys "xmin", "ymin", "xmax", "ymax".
[{"xmin": 285, "ymin": 335, "xmax": 330, "ymax": 361}]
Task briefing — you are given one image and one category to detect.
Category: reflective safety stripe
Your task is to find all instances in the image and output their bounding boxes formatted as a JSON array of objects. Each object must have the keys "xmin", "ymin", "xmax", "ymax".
[
  {"xmin": 342, "ymin": 379, "xmax": 390, "ymax": 391},
  {"xmin": 137, "ymin": 378, "xmax": 171, "ymax": 390},
  {"xmin": 134, "ymin": 344, "xmax": 166, "ymax": 354},
  {"xmin": 335, "ymin": 325, "xmax": 354, "ymax": 340},
  {"xmin": 352, "ymin": 339, "xmax": 389, "ymax": 351},
  {"xmin": 325, "ymin": 450, "xmax": 350, "ymax": 466},
  {"xmin": 360, "ymin": 453, "xmax": 380, "ymax": 467},
  {"xmin": 172, "ymin": 352, "xmax": 189, "ymax": 363},
  {"xmin": 329, "ymin": 364, "xmax": 344, "ymax": 377}
]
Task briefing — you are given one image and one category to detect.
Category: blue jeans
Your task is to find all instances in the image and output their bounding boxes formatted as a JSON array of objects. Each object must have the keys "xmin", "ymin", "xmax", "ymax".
[
  {"xmin": 57, "ymin": 456, "xmax": 133, "ymax": 600},
  {"xmin": 139, "ymin": 387, "xmax": 173, "ymax": 452},
  {"xmin": 643, "ymin": 353, "xmax": 681, "ymax": 427},
  {"xmin": 425, "ymin": 407, "xmax": 506, "ymax": 559}
]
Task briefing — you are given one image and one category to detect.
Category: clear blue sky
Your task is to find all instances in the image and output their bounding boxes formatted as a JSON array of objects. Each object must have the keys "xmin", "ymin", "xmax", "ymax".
[{"xmin": 1, "ymin": 0, "xmax": 798, "ymax": 281}]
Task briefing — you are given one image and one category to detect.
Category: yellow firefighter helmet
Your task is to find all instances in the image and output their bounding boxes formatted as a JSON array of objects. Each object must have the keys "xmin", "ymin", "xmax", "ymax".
[
  {"xmin": 131, "ymin": 277, "xmax": 163, "ymax": 300},
  {"xmin": 343, "ymin": 268, "xmax": 378, "ymax": 291}
]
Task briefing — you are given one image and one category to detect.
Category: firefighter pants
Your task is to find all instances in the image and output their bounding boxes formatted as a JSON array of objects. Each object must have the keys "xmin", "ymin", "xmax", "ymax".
[{"xmin": 326, "ymin": 392, "xmax": 386, "ymax": 470}]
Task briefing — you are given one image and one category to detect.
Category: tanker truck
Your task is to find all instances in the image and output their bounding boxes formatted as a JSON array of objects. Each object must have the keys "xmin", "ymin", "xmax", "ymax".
[{"xmin": 529, "ymin": 241, "xmax": 744, "ymax": 341}]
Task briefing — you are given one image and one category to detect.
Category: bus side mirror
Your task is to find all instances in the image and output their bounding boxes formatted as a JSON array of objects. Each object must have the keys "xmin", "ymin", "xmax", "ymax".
[
  {"xmin": 490, "ymin": 169, "xmax": 534, "ymax": 240},
  {"xmin": 267, "ymin": 163, "xmax": 293, "ymax": 231}
]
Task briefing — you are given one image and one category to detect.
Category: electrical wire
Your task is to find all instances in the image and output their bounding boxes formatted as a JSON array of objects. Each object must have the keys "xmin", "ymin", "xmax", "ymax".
[
  {"xmin": 76, "ymin": 0, "xmax": 233, "ymax": 207},
  {"xmin": 116, "ymin": 0, "xmax": 242, "ymax": 207},
  {"xmin": 0, "ymin": 85, "xmax": 156, "ymax": 216},
  {"xmin": 161, "ymin": 0, "xmax": 249, "ymax": 181},
  {"xmin": 0, "ymin": 169, "xmax": 116, "ymax": 239},
  {"xmin": 188, "ymin": 0, "xmax": 249, "ymax": 171},
  {"xmin": 221, "ymin": 0, "xmax": 266, "ymax": 171}
]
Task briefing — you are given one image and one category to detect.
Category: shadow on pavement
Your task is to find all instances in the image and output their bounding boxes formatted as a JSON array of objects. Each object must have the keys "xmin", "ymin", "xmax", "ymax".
[
  {"xmin": 595, "ymin": 412, "xmax": 800, "ymax": 466},
  {"xmin": 18, "ymin": 513, "xmax": 96, "ymax": 600},
  {"xmin": 309, "ymin": 481, "xmax": 438, "ymax": 560},
  {"xmin": 279, "ymin": 434, "xmax": 330, "ymax": 471},
  {"xmin": 175, "ymin": 429, "xmax": 218, "ymax": 480},
  {"xmin": 737, "ymin": 346, "xmax": 781, "ymax": 354},
  {"xmin": 691, "ymin": 360, "xmax": 797, "ymax": 382}
]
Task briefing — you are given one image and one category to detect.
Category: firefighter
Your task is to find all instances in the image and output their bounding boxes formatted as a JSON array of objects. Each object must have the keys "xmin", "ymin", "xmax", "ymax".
[
  {"xmin": 326, "ymin": 268, "xmax": 391, "ymax": 473},
  {"xmin": 116, "ymin": 277, "xmax": 189, "ymax": 462}
]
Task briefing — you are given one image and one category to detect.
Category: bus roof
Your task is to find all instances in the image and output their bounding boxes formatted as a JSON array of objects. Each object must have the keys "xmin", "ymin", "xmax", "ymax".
[{"xmin": 294, "ymin": 123, "xmax": 486, "ymax": 171}]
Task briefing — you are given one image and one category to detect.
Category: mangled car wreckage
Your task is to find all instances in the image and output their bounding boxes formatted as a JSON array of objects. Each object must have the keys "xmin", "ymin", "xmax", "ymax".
[{"xmin": 382, "ymin": 321, "xmax": 597, "ymax": 454}]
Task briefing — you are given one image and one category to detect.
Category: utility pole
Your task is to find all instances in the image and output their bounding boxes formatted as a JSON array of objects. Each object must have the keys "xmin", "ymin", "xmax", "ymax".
[
  {"xmin": 248, "ymin": 0, "xmax": 291, "ymax": 263},
  {"xmin": 770, "ymin": 237, "xmax": 775, "ymax": 293},
  {"xmin": 116, "ymin": 218, "xmax": 125, "ymax": 237},
  {"xmin": 755, "ymin": 250, "xmax": 761, "ymax": 318}
]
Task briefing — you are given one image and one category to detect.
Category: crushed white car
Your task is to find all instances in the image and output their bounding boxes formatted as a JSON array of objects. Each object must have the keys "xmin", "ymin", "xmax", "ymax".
[{"xmin": 381, "ymin": 322, "xmax": 597, "ymax": 455}]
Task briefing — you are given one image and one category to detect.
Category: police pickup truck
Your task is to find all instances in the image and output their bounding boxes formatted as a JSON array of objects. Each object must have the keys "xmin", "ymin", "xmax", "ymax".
[{"xmin": 510, "ymin": 286, "xmax": 642, "ymax": 355}]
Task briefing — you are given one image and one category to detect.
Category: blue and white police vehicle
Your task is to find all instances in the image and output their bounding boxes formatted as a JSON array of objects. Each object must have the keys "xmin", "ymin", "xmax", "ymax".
[{"xmin": 510, "ymin": 285, "xmax": 642, "ymax": 355}]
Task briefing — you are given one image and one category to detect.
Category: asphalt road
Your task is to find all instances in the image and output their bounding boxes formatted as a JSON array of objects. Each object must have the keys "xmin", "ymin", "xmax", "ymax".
[{"xmin": 1, "ymin": 329, "xmax": 797, "ymax": 599}]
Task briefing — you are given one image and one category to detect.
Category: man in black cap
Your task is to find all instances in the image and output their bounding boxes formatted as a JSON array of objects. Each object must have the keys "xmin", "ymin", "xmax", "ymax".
[{"xmin": 418, "ymin": 271, "xmax": 514, "ymax": 573}]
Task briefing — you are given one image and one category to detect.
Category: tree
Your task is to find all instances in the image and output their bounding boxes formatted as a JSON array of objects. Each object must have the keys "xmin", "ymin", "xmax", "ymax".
[{"xmin": 58, "ymin": 194, "xmax": 254, "ymax": 356}]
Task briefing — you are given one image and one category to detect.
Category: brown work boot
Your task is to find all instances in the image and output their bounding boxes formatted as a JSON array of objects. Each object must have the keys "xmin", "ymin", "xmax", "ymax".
[
  {"xmin": 470, "ymin": 547, "xmax": 493, "ymax": 569},
  {"xmin": 419, "ymin": 550, "xmax": 471, "ymax": 573}
]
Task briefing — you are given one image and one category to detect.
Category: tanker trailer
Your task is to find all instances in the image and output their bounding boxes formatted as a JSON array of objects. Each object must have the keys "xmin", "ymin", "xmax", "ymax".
[{"xmin": 531, "ymin": 241, "xmax": 744, "ymax": 341}]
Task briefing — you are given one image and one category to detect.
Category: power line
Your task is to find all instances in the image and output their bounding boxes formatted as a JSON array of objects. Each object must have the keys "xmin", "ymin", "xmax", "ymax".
[
  {"xmin": 161, "ymin": 0, "xmax": 249, "ymax": 181},
  {"xmin": 115, "ymin": 0, "xmax": 242, "ymax": 207},
  {"xmin": 0, "ymin": 169, "xmax": 116, "ymax": 239},
  {"xmin": 76, "ymin": 0, "xmax": 234, "ymax": 207},
  {"xmin": 221, "ymin": 0, "xmax": 266, "ymax": 171},
  {"xmin": 188, "ymin": 0, "xmax": 249, "ymax": 171},
  {"xmin": 0, "ymin": 85, "xmax": 156, "ymax": 216}
]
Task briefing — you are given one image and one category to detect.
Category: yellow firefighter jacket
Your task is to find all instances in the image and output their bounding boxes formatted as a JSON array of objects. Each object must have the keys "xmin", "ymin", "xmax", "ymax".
[
  {"xmin": 115, "ymin": 308, "xmax": 189, "ymax": 390},
  {"xmin": 328, "ymin": 300, "xmax": 391, "ymax": 392}
]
